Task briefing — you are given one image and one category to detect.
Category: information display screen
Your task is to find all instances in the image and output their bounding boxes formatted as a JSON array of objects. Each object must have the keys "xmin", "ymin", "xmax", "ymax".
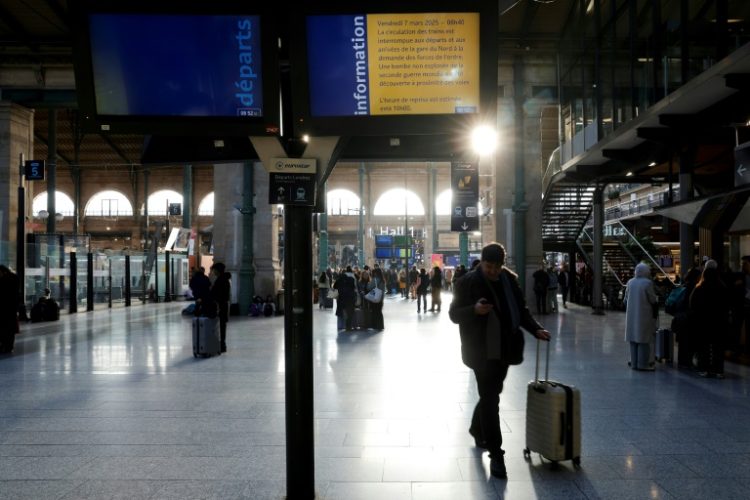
[
  {"xmin": 306, "ymin": 12, "xmax": 479, "ymax": 117},
  {"xmin": 88, "ymin": 14, "xmax": 264, "ymax": 118}
]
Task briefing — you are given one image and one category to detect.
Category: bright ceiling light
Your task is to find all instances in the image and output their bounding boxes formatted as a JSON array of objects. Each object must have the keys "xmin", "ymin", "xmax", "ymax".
[
  {"xmin": 625, "ymin": 171, "xmax": 633, "ymax": 177},
  {"xmin": 648, "ymin": 162, "xmax": 657, "ymax": 167},
  {"xmin": 471, "ymin": 125, "xmax": 499, "ymax": 157}
]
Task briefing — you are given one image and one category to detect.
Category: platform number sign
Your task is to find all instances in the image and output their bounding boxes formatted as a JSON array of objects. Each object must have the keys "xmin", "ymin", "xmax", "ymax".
[{"xmin": 24, "ymin": 160, "xmax": 45, "ymax": 181}]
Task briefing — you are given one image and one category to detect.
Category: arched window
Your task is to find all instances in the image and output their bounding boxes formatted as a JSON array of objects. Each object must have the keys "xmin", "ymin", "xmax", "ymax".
[
  {"xmin": 84, "ymin": 190, "xmax": 133, "ymax": 216},
  {"xmin": 435, "ymin": 189, "xmax": 452, "ymax": 215},
  {"xmin": 143, "ymin": 190, "xmax": 183, "ymax": 216},
  {"xmin": 327, "ymin": 189, "xmax": 361, "ymax": 215},
  {"xmin": 372, "ymin": 189, "xmax": 425, "ymax": 216},
  {"xmin": 32, "ymin": 191, "xmax": 75, "ymax": 217},
  {"xmin": 198, "ymin": 193, "xmax": 214, "ymax": 216}
]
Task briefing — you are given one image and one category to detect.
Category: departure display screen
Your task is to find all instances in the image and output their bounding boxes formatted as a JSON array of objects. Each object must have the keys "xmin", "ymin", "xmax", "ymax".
[{"xmin": 88, "ymin": 14, "xmax": 263, "ymax": 118}]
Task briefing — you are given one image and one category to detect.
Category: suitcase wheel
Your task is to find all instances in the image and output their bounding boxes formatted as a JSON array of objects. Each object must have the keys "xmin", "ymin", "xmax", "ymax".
[
  {"xmin": 573, "ymin": 457, "xmax": 581, "ymax": 469},
  {"xmin": 193, "ymin": 352, "xmax": 198, "ymax": 358},
  {"xmin": 523, "ymin": 448, "xmax": 531, "ymax": 461}
]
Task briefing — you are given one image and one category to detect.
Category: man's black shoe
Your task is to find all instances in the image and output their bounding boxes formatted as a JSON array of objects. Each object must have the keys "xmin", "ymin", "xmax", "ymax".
[{"xmin": 490, "ymin": 456, "xmax": 507, "ymax": 479}]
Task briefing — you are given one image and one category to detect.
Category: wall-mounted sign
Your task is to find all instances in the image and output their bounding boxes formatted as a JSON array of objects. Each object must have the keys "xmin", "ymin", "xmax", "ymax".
[
  {"xmin": 24, "ymin": 160, "xmax": 45, "ymax": 180},
  {"xmin": 450, "ymin": 161, "xmax": 478, "ymax": 232}
]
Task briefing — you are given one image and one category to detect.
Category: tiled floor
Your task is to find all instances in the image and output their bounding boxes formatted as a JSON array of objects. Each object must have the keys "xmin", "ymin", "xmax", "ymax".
[{"xmin": 1, "ymin": 293, "xmax": 749, "ymax": 499}]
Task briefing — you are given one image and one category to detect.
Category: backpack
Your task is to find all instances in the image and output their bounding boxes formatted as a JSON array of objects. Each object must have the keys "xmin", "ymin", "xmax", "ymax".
[{"xmin": 665, "ymin": 286, "xmax": 687, "ymax": 316}]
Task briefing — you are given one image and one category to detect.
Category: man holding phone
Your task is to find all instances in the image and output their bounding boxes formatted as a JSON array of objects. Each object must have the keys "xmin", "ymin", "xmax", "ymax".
[{"xmin": 449, "ymin": 242, "xmax": 550, "ymax": 479}]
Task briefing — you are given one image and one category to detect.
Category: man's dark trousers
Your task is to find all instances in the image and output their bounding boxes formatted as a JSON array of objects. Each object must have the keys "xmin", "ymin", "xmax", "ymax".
[{"xmin": 469, "ymin": 360, "xmax": 509, "ymax": 458}]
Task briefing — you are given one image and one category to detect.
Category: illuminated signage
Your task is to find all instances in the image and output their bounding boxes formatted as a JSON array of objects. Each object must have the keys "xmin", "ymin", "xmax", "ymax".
[{"xmin": 306, "ymin": 12, "xmax": 479, "ymax": 117}]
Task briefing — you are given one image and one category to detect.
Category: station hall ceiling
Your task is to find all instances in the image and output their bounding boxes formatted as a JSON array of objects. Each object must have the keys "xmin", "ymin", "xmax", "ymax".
[{"xmin": 1, "ymin": 1, "xmax": 749, "ymax": 167}]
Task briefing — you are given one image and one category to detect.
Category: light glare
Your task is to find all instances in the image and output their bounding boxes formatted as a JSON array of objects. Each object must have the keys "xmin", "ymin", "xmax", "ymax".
[{"xmin": 471, "ymin": 126, "xmax": 498, "ymax": 156}]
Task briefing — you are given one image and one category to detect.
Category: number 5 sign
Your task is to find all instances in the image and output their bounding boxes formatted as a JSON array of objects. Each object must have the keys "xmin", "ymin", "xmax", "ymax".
[{"xmin": 24, "ymin": 160, "xmax": 45, "ymax": 181}]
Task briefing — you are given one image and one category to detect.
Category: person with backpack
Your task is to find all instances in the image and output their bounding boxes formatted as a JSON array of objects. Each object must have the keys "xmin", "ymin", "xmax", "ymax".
[
  {"xmin": 668, "ymin": 267, "xmax": 701, "ymax": 368},
  {"xmin": 210, "ymin": 263, "xmax": 230, "ymax": 353}
]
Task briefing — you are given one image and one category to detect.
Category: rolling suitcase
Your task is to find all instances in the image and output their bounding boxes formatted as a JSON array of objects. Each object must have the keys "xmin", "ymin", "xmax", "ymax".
[
  {"xmin": 655, "ymin": 328, "xmax": 673, "ymax": 363},
  {"xmin": 192, "ymin": 316, "xmax": 221, "ymax": 358},
  {"xmin": 524, "ymin": 340, "xmax": 581, "ymax": 467}
]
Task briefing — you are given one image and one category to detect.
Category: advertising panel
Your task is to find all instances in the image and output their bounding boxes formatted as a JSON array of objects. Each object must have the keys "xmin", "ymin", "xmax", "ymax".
[{"xmin": 450, "ymin": 161, "xmax": 479, "ymax": 232}]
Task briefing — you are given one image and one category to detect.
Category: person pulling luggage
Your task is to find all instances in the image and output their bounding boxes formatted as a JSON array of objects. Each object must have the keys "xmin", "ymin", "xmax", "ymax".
[{"xmin": 449, "ymin": 242, "xmax": 550, "ymax": 480}]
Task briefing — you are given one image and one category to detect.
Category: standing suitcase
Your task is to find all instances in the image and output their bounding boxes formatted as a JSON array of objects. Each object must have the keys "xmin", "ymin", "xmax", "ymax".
[
  {"xmin": 192, "ymin": 317, "xmax": 221, "ymax": 357},
  {"xmin": 524, "ymin": 340, "xmax": 581, "ymax": 467},
  {"xmin": 324, "ymin": 297, "xmax": 334, "ymax": 309},
  {"xmin": 655, "ymin": 328, "xmax": 673, "ymax": 363}
]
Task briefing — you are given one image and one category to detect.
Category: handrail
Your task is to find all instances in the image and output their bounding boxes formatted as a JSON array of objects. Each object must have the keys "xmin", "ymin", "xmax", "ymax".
[
  {"xmin": 578, "ymin": 228, "xmax": 625, "ymax": 287},
  {"xmin": 541, "ymin": 146, "xmax": 561, "ymax": 196},
  {"xmin": 615, "ymin": 220, "xmax": 675, "ymax": 284}
]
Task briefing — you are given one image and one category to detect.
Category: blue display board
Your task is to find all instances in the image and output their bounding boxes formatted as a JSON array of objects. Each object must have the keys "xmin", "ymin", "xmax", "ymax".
[{"xmin": 89, "ymin": 14, "xmax": 263, "ymax": 118}]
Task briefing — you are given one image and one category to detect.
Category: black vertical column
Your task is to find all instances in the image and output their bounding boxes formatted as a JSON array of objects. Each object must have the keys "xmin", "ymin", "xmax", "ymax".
[
  {"xmin": 47, "ymin": 109, "xmax": 57, "ymax": 234},
  {"xmin": 87, "ymin": 253, "xmax": 94, "ymax": 311},
  {"xmin": 715, "ymin": 0, "xmax": 729, "ymax": 61},
  {"xmin": 629, "ymin": 0, "xmax": 637, "ymax": 117},
  {"xmin": 284, "ymin": 205, "xmax": 315, "ymax": 499},
  {"xmin": 16, "ymin": 155, "xmax": 25, "ymax": 308},
  {"xmin": 592, "ymin": 187, "xmax": 605, "ymax": 315},
  {"xmin": 125, "ymin": 255, "xmax": 131, "ymax": 307},
  {"xmin": 651, "ymin": 0, "xmax": 662, "ymax": 102},
  {"xmin": 69, "ymin": 252, "xmax": 77, "ymax": 313},
  {"xmin": 164, "ymin": 250, "xmax": 171, "ymax": 302},
  {"xmin": 108, "ymin": 259, "xmax": 112, "ymax": 308},
  {"xmin": 680, "ymin": 0, "xmax": 690, "ymax": 85},
  {"xmin": 594, "ymin": 0, "xmax": 603, "ymax": 139}
]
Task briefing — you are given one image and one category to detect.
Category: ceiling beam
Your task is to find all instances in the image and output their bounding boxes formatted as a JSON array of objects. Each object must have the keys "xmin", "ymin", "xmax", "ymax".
[
  {"xmin": 0, "ymin": 3, "xmax": 35, "ymax": 50},
  {"xmin": 99, "ymin": 134, "xmax": 134, "ymax": 165},
  {"xmin": 34, "ymin": 132, "xmax": 73, "ymax": 165}
]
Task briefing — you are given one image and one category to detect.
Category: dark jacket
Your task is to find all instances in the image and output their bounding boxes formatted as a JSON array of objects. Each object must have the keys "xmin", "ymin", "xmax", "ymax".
[
  {"xmin": 449, "ymin": 266, "xmax": 542, "ymax": 369},
  {"xmin": 211, "ymin": 273, "xmax": 231, "ymax": 321},
  {"xmin": 334, "ymin": 273, "xmax": 357, "ymax": 307}
]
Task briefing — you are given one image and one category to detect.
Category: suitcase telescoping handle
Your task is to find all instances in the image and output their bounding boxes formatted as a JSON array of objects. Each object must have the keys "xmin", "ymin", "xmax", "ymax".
[{"xmin": 534, "ymin": 338, "xmax": 551, "ymax": 383}]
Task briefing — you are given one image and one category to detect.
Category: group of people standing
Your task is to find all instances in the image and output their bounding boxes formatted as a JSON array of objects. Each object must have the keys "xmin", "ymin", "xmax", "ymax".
[
  {"xmin": 625, "ymin": 258, "xmax": 733, "ymax": 377},
  {"xmin": 189, "ymin": 263, "xmax": 231, "ymax": 353},
  {"xmin": 327, "ymin": 265, "xmax": 386, "ymax": 331},
  {"xmin": 531, "ymin": 264, "xmax": 571, "ymax": 314}
]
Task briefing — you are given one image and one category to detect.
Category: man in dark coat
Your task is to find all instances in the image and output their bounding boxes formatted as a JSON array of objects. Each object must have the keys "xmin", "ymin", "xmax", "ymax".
[
  {"xmin": 210, "ymin": 263, "xmax": 231, "ymax": 353},
  {"xmin": 449, "ymin": 243, "xmax": 550, "ymax": 479}
]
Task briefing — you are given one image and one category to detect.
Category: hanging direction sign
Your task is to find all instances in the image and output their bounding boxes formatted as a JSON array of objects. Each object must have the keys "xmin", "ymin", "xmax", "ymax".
[
  {"xmin": 268, "ymin": 158, "xmax": 317, "ymax": 206},
  {"xmin": 450, "ymin": 161, "xmax": 479, "ymax": 232}
]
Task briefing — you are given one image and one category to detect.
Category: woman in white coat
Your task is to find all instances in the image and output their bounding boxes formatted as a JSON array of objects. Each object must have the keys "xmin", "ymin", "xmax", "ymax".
[{"xmin": 624, "ymin": 263, "xmax": 658, "ymax": 371}]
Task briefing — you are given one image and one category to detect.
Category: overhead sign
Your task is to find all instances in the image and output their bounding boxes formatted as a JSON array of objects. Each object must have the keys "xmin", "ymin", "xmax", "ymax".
[
  {"xmin": 24, "ymin": 160, "xmax": 45, "ymax": 180},
  {"xmin": 450, "ymin": 161, "xmax": 478, "ymax": 232},
  {"xmin": 268, "ymin": 157, "xmax": 317, "ymax": 173},
  {"xmin": 735, "ymin": 142, "xmax": 750, "ymax": 187},
  {"xmin": 268, "ymin": 158, "xmax": 317, "ymax": 206}
]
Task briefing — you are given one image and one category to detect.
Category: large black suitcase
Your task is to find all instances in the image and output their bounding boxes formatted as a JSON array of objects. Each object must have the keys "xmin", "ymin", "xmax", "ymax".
[{"xmin": 192, "ymin": 317, "xmax": 221, "ymax": 358}]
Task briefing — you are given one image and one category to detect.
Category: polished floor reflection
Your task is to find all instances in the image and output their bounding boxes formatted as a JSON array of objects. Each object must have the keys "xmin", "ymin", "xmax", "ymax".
[{"xmin": 1, "ymin": 294, "xmax": 749, "ymax": 499}]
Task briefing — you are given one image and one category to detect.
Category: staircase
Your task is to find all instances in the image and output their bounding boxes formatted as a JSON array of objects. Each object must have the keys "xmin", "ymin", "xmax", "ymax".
[{"xmin": 542, "ymin": 181, "xmax": 595, "ymax": 251}]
